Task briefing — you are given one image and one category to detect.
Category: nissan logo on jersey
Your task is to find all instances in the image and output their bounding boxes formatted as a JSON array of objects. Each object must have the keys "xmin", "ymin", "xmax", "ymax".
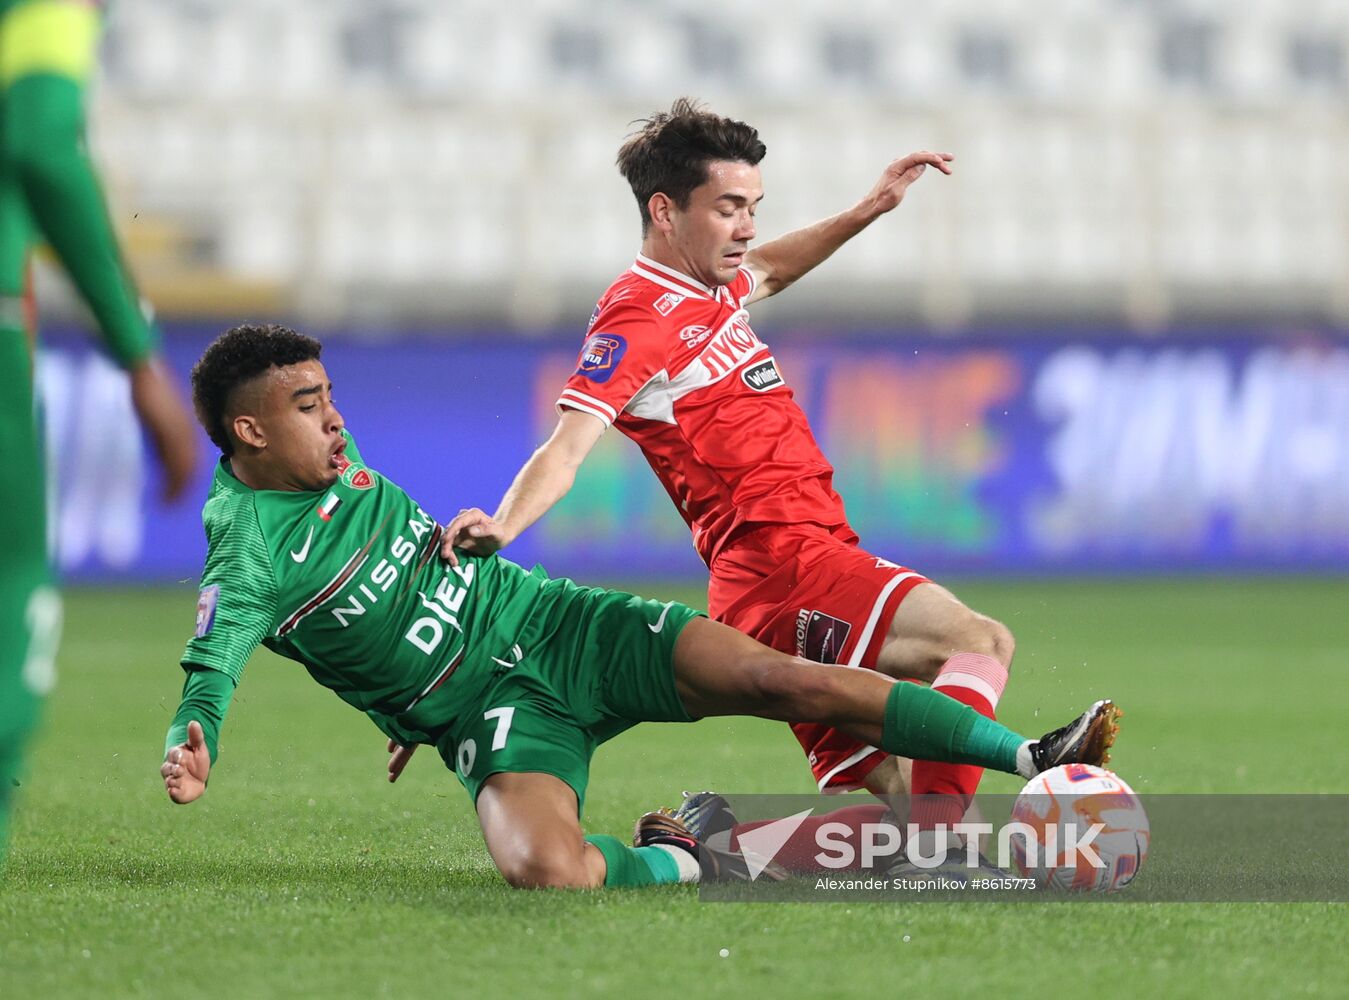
[{"xmin": 742, "ymin": 357, "xmax": 784, "ymax": 392}]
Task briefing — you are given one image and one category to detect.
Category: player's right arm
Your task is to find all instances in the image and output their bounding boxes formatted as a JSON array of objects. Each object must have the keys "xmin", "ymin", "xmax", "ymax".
[
  {"xmin": 441, "ymin": 306, "xmax": 665, "ymax": 565},
  {"xmin": 161, "ymin": 665, "xmax": 234, "ymax": 803},
  {"xmin": 162, "ymin": 724, "xmax": 210, "ymax": 803},
  {"xmin": 441, "ymin": 409, "xmax": 605, "ymax": 565},
  {"xmin": 161, "ymin": 496, "xmax": 277, "ymax": 802}
]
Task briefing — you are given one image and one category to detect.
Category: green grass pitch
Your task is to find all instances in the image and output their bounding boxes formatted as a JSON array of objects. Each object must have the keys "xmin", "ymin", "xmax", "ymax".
[{"xmin": 2, "ymin": 578, "xmax": 1345, "ymax": 997}]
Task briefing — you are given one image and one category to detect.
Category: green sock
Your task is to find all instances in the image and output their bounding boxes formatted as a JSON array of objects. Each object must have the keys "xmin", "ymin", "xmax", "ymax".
[
  {"xmin": 880, "ymin": 682, "xmax": 1026, "ymax": 774},
  {"xmin": 585, "ymin": 834, "xmax": 688, "ymax": 888}
]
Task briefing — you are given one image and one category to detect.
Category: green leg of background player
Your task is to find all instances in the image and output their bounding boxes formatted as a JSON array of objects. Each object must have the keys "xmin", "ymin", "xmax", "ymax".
[
  {"xmin": 3, "ymin": 1, "xmax": 187, "ymax": 862},
  {"xmin": 0, "ymin": 69, "xmax": 56, "ymax": 866},
  {"xmin": 0, "ymin": 329, "xmax": 57, "ymax": 867}
]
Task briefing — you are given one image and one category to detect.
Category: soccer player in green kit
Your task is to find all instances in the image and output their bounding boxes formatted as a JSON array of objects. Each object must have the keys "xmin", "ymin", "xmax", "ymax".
[
  {"xmin": 0, "ymin": 0, "xmax": 197, "ymax": 862},
  {"xmin": 161, "ymin": 324, "xmax": 1121, "ymax": 889}
]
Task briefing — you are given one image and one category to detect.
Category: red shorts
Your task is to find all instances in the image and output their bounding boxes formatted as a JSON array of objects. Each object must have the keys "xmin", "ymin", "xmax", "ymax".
[{"xmin": 708, "ymin": 524, "xmax": 929, "ymax": 792}]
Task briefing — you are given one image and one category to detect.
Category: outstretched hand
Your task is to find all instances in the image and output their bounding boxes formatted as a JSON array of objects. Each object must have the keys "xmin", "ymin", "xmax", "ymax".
[
  {"xmin": 161, "ymin": 720, "xmax": 210, "ymax": 804},
  {"xmin": 387, "ymin": 739, "xmax": 418, "ymax": 783},
  {"xmin": 865, "ymin": 150, "xmax": 954, "ymax": 216},
  {"xmin": 440, "ymin": 508, "xmax": 511, "ymax": 567}
]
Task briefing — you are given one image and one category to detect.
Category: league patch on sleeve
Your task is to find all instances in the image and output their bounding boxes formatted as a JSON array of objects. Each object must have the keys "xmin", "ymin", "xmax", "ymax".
[
  {"xmin": 575, "ymin": 334, "xmax": 628, "ymax": 384},
  {"xmin": 195, "ymin": 584, "xmax": 220, "ymax": 638}
]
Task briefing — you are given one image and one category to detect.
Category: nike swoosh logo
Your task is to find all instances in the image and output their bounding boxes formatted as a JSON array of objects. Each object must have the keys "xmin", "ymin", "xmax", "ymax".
[
  {"xmin": 648, "ymin": 602, "xmax": 673, "ymax": 634},
  {"xmin": 290, "ymin": 526, "xmax": 315, "ymax": 563}
]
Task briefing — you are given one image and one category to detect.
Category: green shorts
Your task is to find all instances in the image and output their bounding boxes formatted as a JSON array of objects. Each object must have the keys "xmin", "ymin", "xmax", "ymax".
[{"xmin": 435, "ymin": 578, "xmax": 701, "ymax": 813}]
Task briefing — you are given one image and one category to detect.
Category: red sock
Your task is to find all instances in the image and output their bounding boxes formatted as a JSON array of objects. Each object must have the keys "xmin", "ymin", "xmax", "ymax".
[
  {"xmin": 729, "ymin": 805, "xmax": 890, "ymax": 873},
  {"xmin": 911, "ymin": 652, "xmax": 1009, "ymax": 830}
]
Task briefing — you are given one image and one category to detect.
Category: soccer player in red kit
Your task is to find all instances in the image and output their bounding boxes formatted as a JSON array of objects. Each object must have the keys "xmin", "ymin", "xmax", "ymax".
[{"xmin": 442, "ymin": 100, "xmax": 1112, "ymax": 847}]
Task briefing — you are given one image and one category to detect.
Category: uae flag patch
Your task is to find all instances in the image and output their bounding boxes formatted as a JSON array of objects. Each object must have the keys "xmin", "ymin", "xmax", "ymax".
[{"xmin": 317, "ymin": 492, "xmax": 343, "ymax": 521}]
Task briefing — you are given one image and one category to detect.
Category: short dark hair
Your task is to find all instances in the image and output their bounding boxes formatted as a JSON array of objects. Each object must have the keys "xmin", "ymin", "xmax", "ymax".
[
  {"xmin": 191, "ymin": 323, "xmax": 322, "ymax": 456},
  {"xmin": 617, "ymin": 98, "xmax": 766, "ymax": 234}
]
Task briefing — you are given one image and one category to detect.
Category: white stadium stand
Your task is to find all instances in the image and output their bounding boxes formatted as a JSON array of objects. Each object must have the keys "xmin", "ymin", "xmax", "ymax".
[{"xmin": 65, "ymin": 0, "xmax": 1349, "ymax": 328}]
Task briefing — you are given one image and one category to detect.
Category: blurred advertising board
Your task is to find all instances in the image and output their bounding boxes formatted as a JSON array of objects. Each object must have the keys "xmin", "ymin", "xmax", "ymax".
[{"xmin": 38, "ymin": 329, "xmax": 1348, "ymax": 583}]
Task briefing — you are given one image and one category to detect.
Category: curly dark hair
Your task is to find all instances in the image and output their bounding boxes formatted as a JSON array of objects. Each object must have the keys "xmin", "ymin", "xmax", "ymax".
[
  {"xmin": 616, "ymin": 97, "xmax": 766, "ymax": 235},
  {"xmin": 191, "ymin": 323, "xmax": 322, "ymax": 456}
]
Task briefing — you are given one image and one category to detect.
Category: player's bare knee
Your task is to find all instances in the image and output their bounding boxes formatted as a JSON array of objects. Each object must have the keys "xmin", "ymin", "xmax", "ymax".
[
  {"xmin": 974, "ymin": 617, "xmax": 1015, "ymax": 669},
  {"xmin": 498, "ymin": 845, "xmax": 589, "ymax": 890},
  {"xmin": 950, "ymin": 613, "xmax": 1015, "ymax": 669},
  {"xmin": 897, "ymin": 614, "xmax": 1015, "ymax": 683},
  {"xmin": 990, "ymin": 618, "xmax": 1016, "ymax": 668}
]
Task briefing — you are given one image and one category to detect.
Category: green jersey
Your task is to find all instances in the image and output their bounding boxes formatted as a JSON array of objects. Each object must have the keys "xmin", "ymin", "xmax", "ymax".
[
  {"xmin": 168, "ymin": 431, "xmax": 704, "ymax": 814},
  {"xmin": 181, "ymin": 433, "xmax": 548, "ymax": 744}
]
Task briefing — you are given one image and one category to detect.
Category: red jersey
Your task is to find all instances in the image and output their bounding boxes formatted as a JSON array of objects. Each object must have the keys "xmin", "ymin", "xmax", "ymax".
[{"xmin": 557, "ymin": 254, "xmax": 849, "ymax": 566}]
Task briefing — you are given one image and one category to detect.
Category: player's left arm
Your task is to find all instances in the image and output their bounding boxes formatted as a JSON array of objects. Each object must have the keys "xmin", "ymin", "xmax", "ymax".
[
  {"xmin": 363, "ymin": 708, "xmax": 421, "ymax": 783},
  {"xmin": 386, "ymin": 739, "xmax": 417, "ymax": 783},
  {"xmin": 741, "ymin": 150, "xmax": 953, "ymax": 305}
]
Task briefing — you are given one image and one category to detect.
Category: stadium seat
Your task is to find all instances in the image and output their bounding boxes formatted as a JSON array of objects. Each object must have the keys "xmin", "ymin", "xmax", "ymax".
[{"xmin": 67, "ymin": 0, "xmax": 1348, "ymax": 327}]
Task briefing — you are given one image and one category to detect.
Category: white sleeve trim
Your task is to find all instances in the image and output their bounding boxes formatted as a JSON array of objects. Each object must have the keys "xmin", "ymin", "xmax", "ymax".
[{"xmin": 557, "ymin": 388, "xmax": 618, "ymax": 426}]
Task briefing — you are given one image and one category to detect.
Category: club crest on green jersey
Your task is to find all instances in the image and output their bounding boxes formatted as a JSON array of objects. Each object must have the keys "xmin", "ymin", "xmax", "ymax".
[{"xmin": 340, "ymin": 462, "xmax": 374, "ymax": 491}]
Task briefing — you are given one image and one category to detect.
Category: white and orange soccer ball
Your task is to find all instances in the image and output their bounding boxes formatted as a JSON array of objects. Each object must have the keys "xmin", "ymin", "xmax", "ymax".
[{"xmin": 1009, "ymin": 763, "xmax": 1149, "ymax": 892}]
